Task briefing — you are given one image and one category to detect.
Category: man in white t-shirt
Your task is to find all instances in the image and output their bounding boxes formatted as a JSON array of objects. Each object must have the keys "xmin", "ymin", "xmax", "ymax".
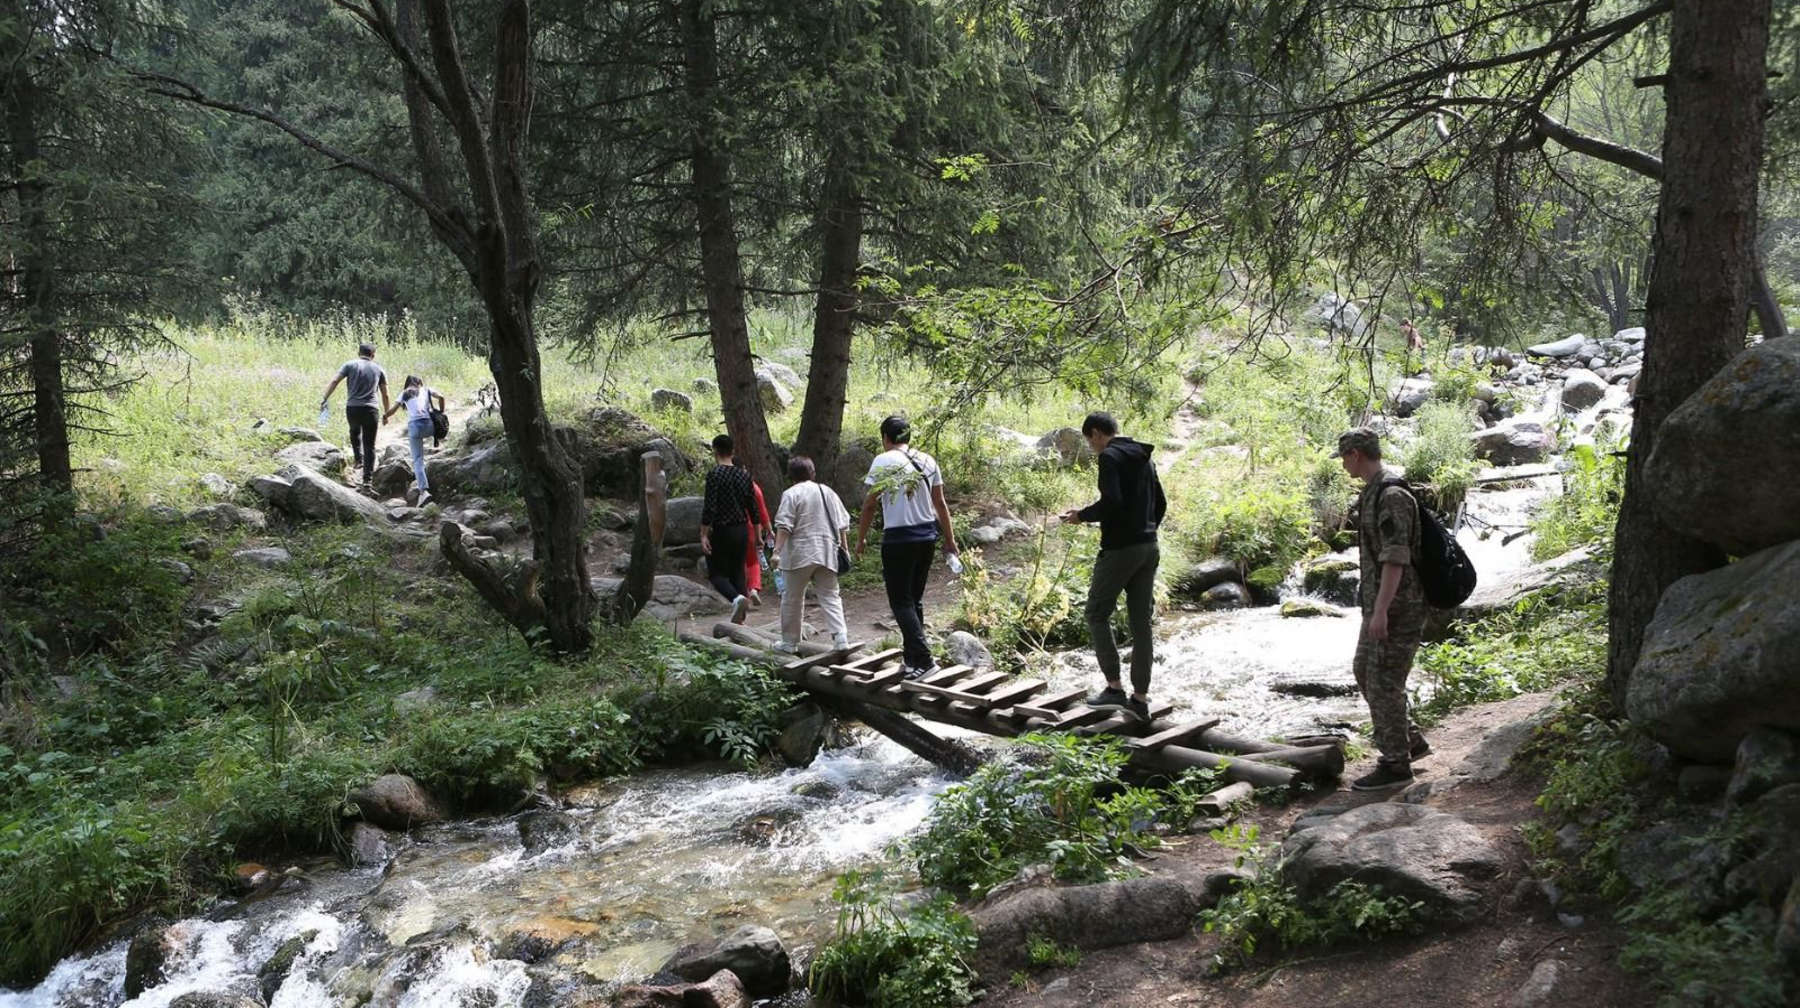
[{"xmin": 855, "ymin": 415, "xmax": 960, "ymax": 680}]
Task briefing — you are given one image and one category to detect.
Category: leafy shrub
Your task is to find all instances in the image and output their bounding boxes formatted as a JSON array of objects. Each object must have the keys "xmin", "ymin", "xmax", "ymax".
[
  {"xmin": 0, "ymin": 751, "xmax": 187, "ymax": 987},
  {"xmin": 954, "ymin": 531, "xmax": 1096, "ymax": 657},
  {"xmin": 1413, "ymin": 583, "xmax": 1605, "ymax": 723},
  {"xmin": 1399, "ymin": 400, "xmax": 1478, "ymax": 509},
  {"xmin": 1530, "ymin": 439, "xmax": 1625, "ymax": 561},
  {"xmin": 909, "ymin": 734, "xmax": 1220, "ymax": 894},
  {"xmin": 2, "ymin": 511, "xmax": 188, "ymax": 662},
  {"xmin": 1199, "ymin": 825, "xmax": 1424, "ymax": 972},
  {"xmin": 1521, "ymin": 690, "xmax": 1792, "ymax": 1006},
  {"xmin": 401, "ymin": 696, "xmax": 639, "ymax": 798},
  {"xmin": 809, "ymin": 870, "xmax": 979, "ymax": 1008}
]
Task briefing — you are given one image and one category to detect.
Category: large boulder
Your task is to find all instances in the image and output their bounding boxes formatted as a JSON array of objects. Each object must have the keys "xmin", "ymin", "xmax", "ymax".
[
  {"xmin": 233, "ymin": 546, "xmax": 292, "ymax": 568},
  {"xmin": 1301, "ymin": 553, "xmax": 1360, "ymax": 607},
  {"xmin": 756, "ymin": 361, "xmax": 803, "ymax": 388},
  {"xmin": 944, "ymin": 630, "xmax": 996, "ymax": 670},
  {"xmin": 1388, "ymin": 378, "xmax": 1434, "ymax": 418},
  {"xmin": 560, "ymin": 407, "xmax": 695, "ymax": 497},
  {"xmin": 425, "ymin": 441, "xmax": 516, "ymax": 495},
  {"xmin": 1280, "ymin": 802, "xmax": 1502, "ymax": 923},
  {"xmin": 1170, "ymin": 557, "xmax": 1240, "ymax": 598},
  {"xmin": 664, "ymin": 496, "xmax": 704, "ymax": 546},
  {"xmin": 348, "ymin": 774, "xmax": 445, "ymax": 831},
  {"xmin": 756, "ymin": 372, "xmax": 795, "ymax": 414},
  {"xmin": 124, "ymin": 919, "xmax": 183, "ymax": 998},
  {"xmin": 1304, "ymin": 292, "xmax": 1367, "ymax": 337},
  {"xmin": 274, "ymin": 440, "xmax": 346, "ymax": 473},
  {"xmin": 1469, "ymin": 419, "xmax": 1555, "ymax": 466},
  {"xmin": 187, "ymin": 503, "xmax": 268, "ymax": 532},
  {"xmin": 970, "ymin": 869, "xmax": 1246, "ymax": 973},
  {"xmin": 831, "ymin": 444, "xmax": 877, "ymax": 509},
  {"xmin": 661, "ymin": 925, "xmax": 790, "ymax": 996},
  {"xmin": 650, "ymin": 388, "xmax": 693, "ymax": 413},
  {"xmin": 1627, "ymin": 539, "xmax": 1800, "ymax": 762},
  {"xmin": 1525, "ymin": 334, "xmax": 1586, "ymax": 358},
  {"xmin": 1036, "ymin": 427, "xmax": 1092, "ymax": 467},
  {"xmin": 282, "ymin": 470, "xmax": 389, "ymax": 525},
  {"xmin": 1560, "ymin": 369, "xmax": 1607, "ymax": 411},
  {"xmin": 612, "ymin": 970, "xmax": 747, "ymax": 1008},
  {"xmin": 591, "ymin": 575, "xmax": 732, "ymax": 621},
  {"xmin": 1645, "ymin": 339, "xmax": 1800, "ymax": 555}
]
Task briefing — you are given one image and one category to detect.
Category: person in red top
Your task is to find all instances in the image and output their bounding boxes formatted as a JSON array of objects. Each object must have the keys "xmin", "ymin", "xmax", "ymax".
[{"xmin": 744, "ymin": 474, "xmax": 772, "ymax": 607}]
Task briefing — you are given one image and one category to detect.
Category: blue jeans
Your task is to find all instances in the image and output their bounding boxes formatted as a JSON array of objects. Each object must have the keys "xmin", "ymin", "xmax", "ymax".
[{"xmin": 407, "ymin": 416, "xmax": 432, "ymax": 493}]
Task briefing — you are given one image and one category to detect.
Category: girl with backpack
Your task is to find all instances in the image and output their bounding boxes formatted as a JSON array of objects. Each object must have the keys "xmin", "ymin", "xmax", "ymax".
[{"xmin": 384, "ymin": 375, "xmax": 446, "ymax": 506}]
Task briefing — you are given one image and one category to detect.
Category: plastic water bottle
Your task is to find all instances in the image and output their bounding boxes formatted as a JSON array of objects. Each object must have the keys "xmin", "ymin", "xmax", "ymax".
[
  {"xmin": 946, "ymin": 553, "xmax": 964, "ymax": 576},
  {"xmin": 772, "ymin": 564, "xmax": 786, "ymax": 595},
  {"xmin": 316, "ymin": 404, "xmax": 330, "ymax": 428}
]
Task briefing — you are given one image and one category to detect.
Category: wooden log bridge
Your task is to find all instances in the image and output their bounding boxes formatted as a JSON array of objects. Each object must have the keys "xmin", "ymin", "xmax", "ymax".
[{"xmin": 683, "ymin": 623, "xmax": 1344, "ymax": 789}]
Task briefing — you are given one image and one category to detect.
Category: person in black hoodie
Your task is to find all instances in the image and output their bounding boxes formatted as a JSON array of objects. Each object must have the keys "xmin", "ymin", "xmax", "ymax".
[{"xmin": 1060, "ymin": 412, "xmax": 1167, "ymax": 723}]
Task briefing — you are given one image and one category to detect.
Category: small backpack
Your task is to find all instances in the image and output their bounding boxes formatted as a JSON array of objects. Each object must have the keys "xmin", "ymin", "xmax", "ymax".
[
  {"xmin": 1380, "ymin": 478, "xmax": 1478, "ymax": 609},
  {"xmin": 429, "ymin": 397, "xmax": 450, "ymax": 443}
]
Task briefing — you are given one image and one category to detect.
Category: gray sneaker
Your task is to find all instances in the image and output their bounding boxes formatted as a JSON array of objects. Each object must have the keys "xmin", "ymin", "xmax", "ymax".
[
  {"xmin": 1125, "ymin": 696, "xmax": 1151, "ymax": 723},
  {"xmin": 1086, "ymin": 686, "xmax": 1130, "ymax": 711}
]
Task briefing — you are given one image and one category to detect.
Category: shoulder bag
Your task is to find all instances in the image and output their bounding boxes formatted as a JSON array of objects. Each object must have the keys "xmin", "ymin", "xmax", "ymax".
[{"xmin": 819, "ymin": 484, "xmax": 853, "ymax": 574}]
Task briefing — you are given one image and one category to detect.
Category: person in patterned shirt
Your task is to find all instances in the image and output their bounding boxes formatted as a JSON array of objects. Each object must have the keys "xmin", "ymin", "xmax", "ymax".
[
  {"xmin": 1333, "ymin": 427, "xmax": 1432, "ymax": 791},
  {"xmin": 700, "ymin": 434, "xmax": 757, "ymax": 624}
]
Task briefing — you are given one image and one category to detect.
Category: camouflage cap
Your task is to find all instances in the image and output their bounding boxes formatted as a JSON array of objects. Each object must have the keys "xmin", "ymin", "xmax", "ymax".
[{"xmin": 1330, "ymin": 426, "xmax": 1381, "ymax": 459}]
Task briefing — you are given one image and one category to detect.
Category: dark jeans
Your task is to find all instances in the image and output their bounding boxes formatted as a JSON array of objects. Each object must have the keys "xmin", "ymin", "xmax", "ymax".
[
  {"xmin": 1086, "ymin": 540, "xmax": 1159, "ymax": 696},
  {"xmin": 882, "ymin": 539, "xmax": 936, "ymax": 669},
  {"xmin": 345, "ymin": 405, "xmax": 379, "ymax": 481},
  {"xmin": 707, "ymin": 522, "xmax": 750, "ymax": 601}
]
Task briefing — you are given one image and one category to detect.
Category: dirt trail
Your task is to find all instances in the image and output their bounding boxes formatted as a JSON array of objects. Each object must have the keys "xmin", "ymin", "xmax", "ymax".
[{"xmin": 982, "ymin": 690, "xmax": 1646, "ymax": 1008}]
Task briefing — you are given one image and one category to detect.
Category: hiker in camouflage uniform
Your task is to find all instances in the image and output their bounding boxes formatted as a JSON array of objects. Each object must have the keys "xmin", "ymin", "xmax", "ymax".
[{"xmin": 1333, "ymin": 427, "xmax": 1432, "ymax": 791}]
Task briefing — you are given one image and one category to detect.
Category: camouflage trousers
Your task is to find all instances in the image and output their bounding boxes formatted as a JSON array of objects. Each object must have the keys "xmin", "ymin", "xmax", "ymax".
[{"xmin": 1352, "ymin": 602, "xmax": 1428, "ymax": 768}]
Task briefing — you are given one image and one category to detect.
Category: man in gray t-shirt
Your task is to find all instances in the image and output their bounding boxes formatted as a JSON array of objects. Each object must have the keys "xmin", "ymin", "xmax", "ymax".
[{"xmin": 319, "ymin": 342, "xmax": 390, "ymax": 486}]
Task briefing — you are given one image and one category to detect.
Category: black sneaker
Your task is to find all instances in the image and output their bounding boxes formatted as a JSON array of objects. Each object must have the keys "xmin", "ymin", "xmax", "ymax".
[
  {"xmin": 1352, "ymin": 763, "xmax": 1415, "ymax": 791},
  {"xmin": 1086, "ymin": 686, "xmax": 1130, "ymax": 711},
  {"xmin": 1125, "ymin": 696, "xmax": 1151, "ymax": 723},
  {"xmin": 1410, "ymin": 735, "xmax": 1433, "ymax": 760},
  {"xmin": 901, "ymin": 664, "xmax": 932, "ymax": 682}
]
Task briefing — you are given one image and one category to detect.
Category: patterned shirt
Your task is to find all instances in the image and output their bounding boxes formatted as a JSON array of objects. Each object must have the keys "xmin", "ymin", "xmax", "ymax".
[
  {"xmin": 1355, "ymin": 469, "xmax": 1424, "ymax": 610},
  {"xmin": 702, "ymin": 463, "xmax": 756, "ymax": 528}
]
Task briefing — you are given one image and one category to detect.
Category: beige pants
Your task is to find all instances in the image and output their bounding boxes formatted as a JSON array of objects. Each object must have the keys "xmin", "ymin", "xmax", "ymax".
[{"xmin": 780, "ymin": 564, "xmax": 848, "ymax": 646}]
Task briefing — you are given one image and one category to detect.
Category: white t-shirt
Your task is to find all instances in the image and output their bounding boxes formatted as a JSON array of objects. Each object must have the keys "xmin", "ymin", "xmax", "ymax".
[
  {"xmin": 403, "ymin": 387, "xmax": 434, "ymax": 422},
  {"xmin": 864, "ymin": 447, "xmax": 943, "ymax": 531}
]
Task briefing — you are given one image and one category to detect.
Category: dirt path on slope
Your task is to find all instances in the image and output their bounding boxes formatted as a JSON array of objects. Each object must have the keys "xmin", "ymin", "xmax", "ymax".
[{"xmin": 981, "ymin": 691, "xmax": 1645, "ymax": 1008}]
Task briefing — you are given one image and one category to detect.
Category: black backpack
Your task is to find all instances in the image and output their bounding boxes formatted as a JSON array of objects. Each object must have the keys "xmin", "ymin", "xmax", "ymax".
[
  {"xmin": 1380, "ymin": 478, "xmax": 1478, "ymax": 609},
  {"xmin": 429, "ymin": 403, "xmax": 450, "ymax": 443}
]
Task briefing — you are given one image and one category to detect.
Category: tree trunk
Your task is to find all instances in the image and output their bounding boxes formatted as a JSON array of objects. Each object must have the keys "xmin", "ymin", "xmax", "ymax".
[
  {"xmin": 1, "ymin": 9, "xmax": 73, "ymax": 493},
  {"xmin": 793, "ymin": 145, "xmax": 862, "ymax": 482},
  {"xmin": 604, "ymin": 450, "xmax": 666, "ymax": 623},
  {"xmin": 1606, "ymin": 0, "xmax": 1768, "ymax": 708},
  {"xmin": 679, "ymin": 0, "xmax": 785, "ymax": 512}
]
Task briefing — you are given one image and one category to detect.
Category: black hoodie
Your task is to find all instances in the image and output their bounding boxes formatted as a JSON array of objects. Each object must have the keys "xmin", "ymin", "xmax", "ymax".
[{"xmin": 1076, "ymin": 436, "xmax": 1166, "ymax": 549}]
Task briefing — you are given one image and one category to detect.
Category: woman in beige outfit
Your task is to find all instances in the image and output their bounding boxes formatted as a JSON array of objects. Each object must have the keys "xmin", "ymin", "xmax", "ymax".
[{"xmin": 772, "ymin": 455, "xmax": 852, "ymax": 652}]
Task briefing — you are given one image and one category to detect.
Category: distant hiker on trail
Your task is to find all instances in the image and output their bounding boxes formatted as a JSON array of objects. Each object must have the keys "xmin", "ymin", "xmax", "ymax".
[
  {"xmin": 1402, "ymin": 318, "xmax": 1426, "ymax": 376},
  {"xmin": 319, "ymin": 342, "xmax": 390, "ymax": 490},
  {"xmin": 772, "ymin": 455, "xmax": 852, "ymax": 654},
  {"xmin": 743, "ymin": 467, "xmax": 773, "ymax": 609},
  {"xmin": 383, "ymin": 375, "xmax": 445, "ymax": 508},
  {"xmin": 1059, "ymin": 412, "xmax": 1166, "ymax": 724},
  {"xmin": 856, "ymin": 415, "xmax": 959, "ymax": 681},
  {"xmin": 1333, "ymin": 426, "xmax": 1433, "ymax": 791},
  {"xmin": 700, "ymin": 434, "xmax": 757, "ymax": 624}
]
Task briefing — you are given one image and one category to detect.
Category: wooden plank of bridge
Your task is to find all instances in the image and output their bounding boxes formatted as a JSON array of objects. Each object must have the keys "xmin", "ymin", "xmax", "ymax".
[
  {"xmin": 903, "ymin": 671, "xmax": 1011, "ymax": 706},
  {"xmin": 829, "ymin": 648, "xmax": 904, "ymax": 679},
  {"xmin": 919, "ymin": 665, "xmax": 977, "ymax": 686},
  {"xmin": 1074, "ymin": 702, "xmax": 1177, "ymax": 738},
  {"xmin": 1037, "ymin": 705, "xmax": 1118, "ymax": 731},
  {"xmin": 1126, "ymin": 718, "xmax": 1224, "ymax": 752},
  {"xmin": 1003, "ymin": 688, "xmax": 1088, "ymax": 723},
  {"xmin": 948, "ymin": 679, "xmax": 1047, "ymax": 718}
]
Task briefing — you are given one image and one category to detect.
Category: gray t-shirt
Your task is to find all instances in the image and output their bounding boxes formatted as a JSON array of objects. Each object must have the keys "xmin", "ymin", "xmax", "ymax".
[{"xmin": 338, "ymin": 358, "xmax": 386, "ymax": 409}]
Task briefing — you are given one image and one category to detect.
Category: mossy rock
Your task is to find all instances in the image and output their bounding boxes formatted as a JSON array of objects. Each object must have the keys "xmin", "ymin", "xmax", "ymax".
[{"xmin": 1280, "ymin": 599, "xmax": 1341, "ymax": 619}]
